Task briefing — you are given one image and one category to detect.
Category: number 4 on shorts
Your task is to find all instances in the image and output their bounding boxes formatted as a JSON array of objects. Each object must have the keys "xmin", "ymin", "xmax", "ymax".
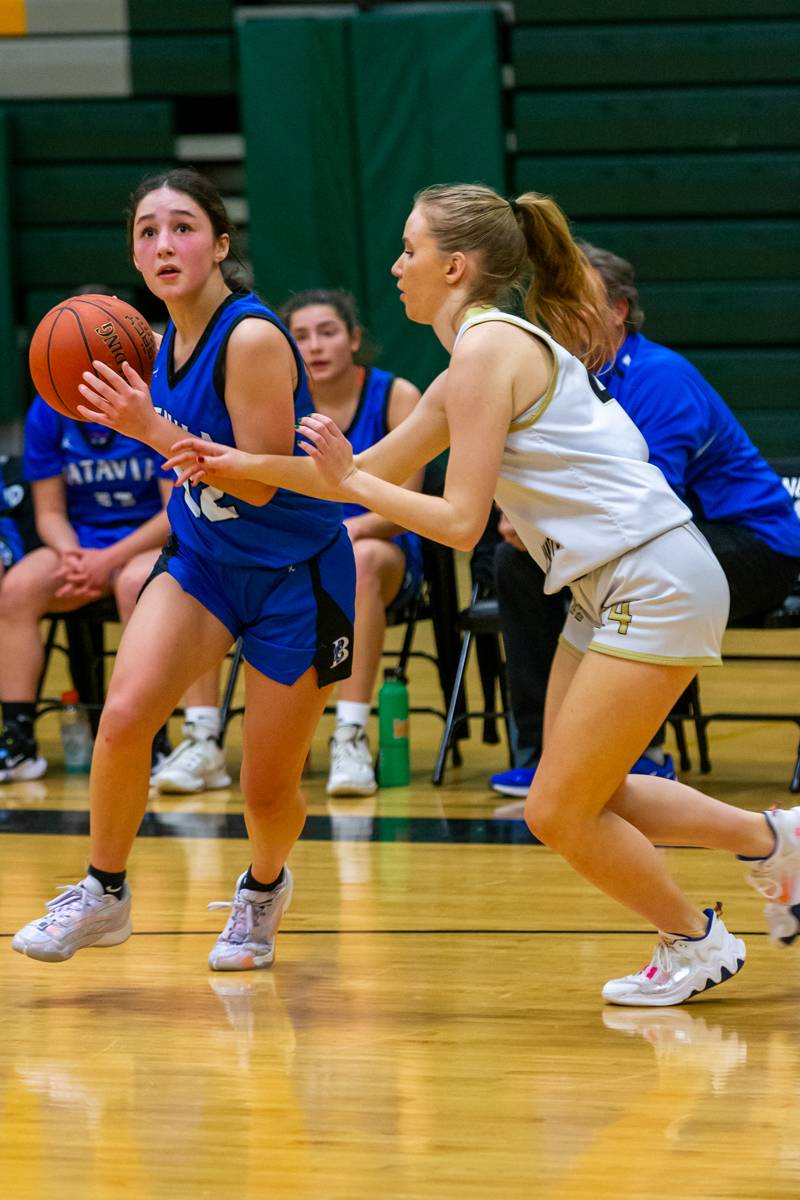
[{"xmin": 608, "ymin": 601, "xmax": 632, "ymax": 635}]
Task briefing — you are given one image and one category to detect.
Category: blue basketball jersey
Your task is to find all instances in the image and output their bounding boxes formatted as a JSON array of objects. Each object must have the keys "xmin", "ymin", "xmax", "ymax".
[
  {"xmin": 151, "ymin": 289, "xmax": 342, "ymax": 568},
  {"xmin": 339, "ymin": 365, "xmax": 422, "ymax": 583},
  {"xmin": 598, "ymin": 334, "xmax": 800, "ymax": 557},
  {"xmin": 23, "ymin": 397, "xmax": 169, "ymax": 550}
]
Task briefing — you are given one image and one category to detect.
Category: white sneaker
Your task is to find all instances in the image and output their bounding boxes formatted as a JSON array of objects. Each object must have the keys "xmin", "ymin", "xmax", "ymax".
[
  {"xmin": 151, "ymin": 722, "xmax": 231, "ymax": 794},
  {"xmin": 12, "ymin": 875, "xmax": 132, "ymax": 962},
  {"xmin": 208, "ymin": 867, "xmax": 293, "ymax": 971},
  {"xmin": 742, "ymin": 806, "xmax": 800, "ymax": 945},
  {"xmin": 602, "ymin": 905, "xmax": 745, "ymax": 1007},
  {"xmin": 327, "ymin": 723, "xmax": 377, "ymax": 797}
]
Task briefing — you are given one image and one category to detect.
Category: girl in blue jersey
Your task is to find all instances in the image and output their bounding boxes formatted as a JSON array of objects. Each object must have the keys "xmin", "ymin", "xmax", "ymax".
[
  {"xmin": 163, "ymin": 183, "xmax": 800, "ymax": 1008},
  {"xmin": 12, "ymin": 169, "xmax": 355, "ymax": 972},
  {"xmin": 282, "ymin": 289, "xmax": 421, "ymax": 797},
  {"xmin": 0, "ymin": 402, "xmax": 172, "ymax": 783}
]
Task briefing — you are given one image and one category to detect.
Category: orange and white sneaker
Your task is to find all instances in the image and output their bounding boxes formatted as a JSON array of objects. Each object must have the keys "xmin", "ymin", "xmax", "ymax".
[
  {"xmin": 602, "ymin": 905, "xmax": 745, "ymax": 1007},
  {"xmin": 741, "ymin": 806, "xmax": 800, "ymax": 945},
  {"xmin": 207, "ymin": 868, "xmax": 293, "ymax": 971}
]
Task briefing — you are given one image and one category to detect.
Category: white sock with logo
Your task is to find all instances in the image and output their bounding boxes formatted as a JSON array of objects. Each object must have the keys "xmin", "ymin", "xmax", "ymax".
[
  {"xmin": 336, "ymin": 701, "xmax": 370, "ymax": 731},
  {"xmin": 185, "ymin": 706, "xmax": 221, "ymax": 740}
]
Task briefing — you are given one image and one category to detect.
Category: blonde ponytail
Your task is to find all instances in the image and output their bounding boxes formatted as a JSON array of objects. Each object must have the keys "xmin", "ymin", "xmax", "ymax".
[{"xmin": 513, "ymin": 192, "xmax": 617, "ymax": 370}]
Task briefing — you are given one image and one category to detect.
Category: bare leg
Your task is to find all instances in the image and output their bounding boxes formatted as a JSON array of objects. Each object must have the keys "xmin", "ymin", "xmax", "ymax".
[
  {"xmin": 0, "ymin": 547, "xmax": 113, "ymax": 700},
  {"xmin": 527, "ymin": 647, "xmax": 767, "ymax": 936},
  {"xmin": 89, "ymin": 575, "xmax": 234, "ymax": 871},
  {"xmin": 240, "ymin": 662, "xmax": 332, "ymax": 883},
  {"xmin": 338, "ymin": 538, "xmax": 406, "ymax": 704}
]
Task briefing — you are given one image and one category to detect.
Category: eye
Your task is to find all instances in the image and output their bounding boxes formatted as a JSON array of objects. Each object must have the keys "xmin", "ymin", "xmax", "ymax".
[
  {"xmin": 176, "ymin": 223, "xmax": 192, "ymax": 233},
  {"xmin": 140, "ymin": 227, "xmax": 155, "ymax": 238}
]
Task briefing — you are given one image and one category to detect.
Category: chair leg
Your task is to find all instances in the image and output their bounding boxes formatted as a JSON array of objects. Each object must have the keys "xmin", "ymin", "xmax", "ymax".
[
  {"xmin": 670, "ymin": 715, "xmax": 691, "ymax": 773},
  {"xmin": 496, "ymin": 656, "xmax": 514, "ymax": 769},
  {"xmin": 432, "ymin": 628, "xmax": 474, "ymax": 786},
  {"xmin": 687, "ymin": 678, "xmax": 712, "ymax": 774},
  {"xmin": 791, "ymin": 730, "xmax": 800, "ymax": 795},
  {"xmin": 219, "ymin": 640, "xmax": 244, "ymax": 749},
  {"xmin": 65, "ymin": 615, "xmax": 106, "ymax": 736},
  {"xmin": 475, "ymin": 632, "xmax": 500, "ymax": 744},
  {"xmin": 36, "ymin": 617, "xmax": 60, "ymax": 707}
]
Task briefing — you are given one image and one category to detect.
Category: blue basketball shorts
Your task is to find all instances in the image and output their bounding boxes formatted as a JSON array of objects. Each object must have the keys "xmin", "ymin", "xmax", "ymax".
[
  {"xmin": 386, "ymin": 532, "xmax": 424, "ymax": 615},
  {"xmin": 0, "ymin": 520, "xmax": 25, "ymax": 569},
  {"xmin": 149, "ymin": 526, "xmax": 356, "ymax": 687}
]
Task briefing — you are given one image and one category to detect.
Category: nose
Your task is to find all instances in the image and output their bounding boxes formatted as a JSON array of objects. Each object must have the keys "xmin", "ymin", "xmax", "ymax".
[
  {"xmin": 391, "ymin": 256, "xmax": 402, "ymax": 278},
  {"xmin": 156, "ymin": 229, "xmax": 174, "ymax": 256}
]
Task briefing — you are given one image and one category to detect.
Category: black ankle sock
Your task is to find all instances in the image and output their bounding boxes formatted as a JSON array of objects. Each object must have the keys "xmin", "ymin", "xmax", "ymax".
[
  {"xmin": 242, "ymin": 866, "xmax": 284, "ymax": 893},
  {"xmin": 2, "ymin": 702, "xmax": 36, "ymax": 739},
  {"xmin": 88, "ymin": 864, "xmax": 127, "ymax": 896}
]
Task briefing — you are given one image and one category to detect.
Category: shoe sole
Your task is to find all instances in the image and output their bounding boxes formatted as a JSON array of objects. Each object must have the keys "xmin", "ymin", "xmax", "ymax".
[
  {"xmin": 11, "ymin": 918, "xmax": 132, "ymax": 962},
  {"xmin": 155, "ymin": 772, "xmax": 232, "ymax": 795},
  {"xmin": 603, "ymin": 940, "xmax": 746, "ymax": 1007},
  {"xmin": 326, "ymin": 782, "xmax": 378, "ymax": 797},
  {"xmin": 491, "ymin": 784, "xmax": 530, "ymax": 798},
  {"xmin": 0, "ymin": 756, "xmax": 48, "ymax": 783}
]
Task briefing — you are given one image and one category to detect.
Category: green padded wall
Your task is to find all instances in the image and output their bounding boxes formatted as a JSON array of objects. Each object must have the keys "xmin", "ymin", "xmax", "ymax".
[
  {"xmin": 239, "ymin": 17, "xmax": 362, "ymax": 310},
  {"xmin": 509, "ymin": 4, "xmax": 800, "ymax": 448},
  {"xmin": 239, "ymin": 7, "xmax": 504, "ymax": 389},
  {"xmin": 0, "ymin": 112, "xmax": 18, "ymax": 422}
]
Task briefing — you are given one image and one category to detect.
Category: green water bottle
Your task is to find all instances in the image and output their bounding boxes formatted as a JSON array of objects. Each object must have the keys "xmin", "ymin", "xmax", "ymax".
[{"xmin": 378, "ymin": 667, "xmax": 410, "ymax": 786}]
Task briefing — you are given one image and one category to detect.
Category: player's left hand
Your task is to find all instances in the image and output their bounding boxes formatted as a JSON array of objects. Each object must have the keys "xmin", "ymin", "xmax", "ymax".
[
  {"xmin": 77, "ymin": 360, "xmax": 158, "ymax": 444},
  {"xmin": 297, "ymin": 414, "xmax": 358, "ymax": 492}
]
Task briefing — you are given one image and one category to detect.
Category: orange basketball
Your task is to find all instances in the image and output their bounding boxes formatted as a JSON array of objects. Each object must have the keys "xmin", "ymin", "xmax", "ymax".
[{"xmin": 28, "ymin": 294, "xmax": 157, "ymax": 420}]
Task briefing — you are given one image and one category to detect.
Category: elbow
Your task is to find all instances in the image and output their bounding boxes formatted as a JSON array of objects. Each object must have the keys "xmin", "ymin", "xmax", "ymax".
[
  {"xmin": 450, "ymin": 520, "xmax": 483, "ymax": 553},
  {"xmin": 248, "ymin": 483, "xmax": 277, "ymax": 507}
]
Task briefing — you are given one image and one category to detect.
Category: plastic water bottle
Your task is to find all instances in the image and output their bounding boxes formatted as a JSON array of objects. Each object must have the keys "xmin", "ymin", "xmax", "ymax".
[
  {"xmin": 60, "ymin": 689, "xmax": 93, "ymax": 774},
  {"xmin": 378, "ymin": 668, "xmax": 410, "ymax": 786}
]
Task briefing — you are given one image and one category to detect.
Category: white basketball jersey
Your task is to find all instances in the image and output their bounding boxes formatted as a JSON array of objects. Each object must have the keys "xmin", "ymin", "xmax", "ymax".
[{"xmin": 455, "ymin": 309, "xmax": 691, "ymax": 593}]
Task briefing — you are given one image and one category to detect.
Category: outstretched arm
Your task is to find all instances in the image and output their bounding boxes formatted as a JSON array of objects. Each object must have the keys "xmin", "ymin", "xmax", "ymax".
[{"xmin": 163, "ymin": 371, "xmax": 451, "ymax": 500}]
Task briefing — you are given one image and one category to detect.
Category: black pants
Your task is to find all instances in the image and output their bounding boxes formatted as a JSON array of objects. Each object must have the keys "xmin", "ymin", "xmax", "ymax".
[{"xmin": 494, "ymin": 523, "xmax": 800, "ymax": 766}]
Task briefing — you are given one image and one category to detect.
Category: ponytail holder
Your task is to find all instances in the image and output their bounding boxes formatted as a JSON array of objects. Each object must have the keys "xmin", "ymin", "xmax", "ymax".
[{"xmin": 509, "ymin": 198, "xmax": 521, "ymax": 216}]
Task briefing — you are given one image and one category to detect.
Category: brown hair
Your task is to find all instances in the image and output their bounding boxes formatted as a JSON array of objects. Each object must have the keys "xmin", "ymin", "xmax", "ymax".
[
  {"xmin": 578, "ymin": 241, "xmax": 645, "ymax": 334},
  {"xmin": 415, "ymin": 183, "xmax": 616, "ymax": 369}
]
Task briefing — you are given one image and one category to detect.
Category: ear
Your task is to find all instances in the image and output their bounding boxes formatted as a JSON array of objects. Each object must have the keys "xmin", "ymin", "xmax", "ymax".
[
  {"xmin": 214, "ymin": 233, "xmax": 230, "ymax": 264},
  {"xmin": 444, "ymin": 251, "xmax": 468, "ymax": 287},
  {"xmin": 350, "ymin": 325, "xmax": 363, "ymax": 356},
  {"xmin": 613, "ymin": 297, "xmax": 628, "ymax": 322}
]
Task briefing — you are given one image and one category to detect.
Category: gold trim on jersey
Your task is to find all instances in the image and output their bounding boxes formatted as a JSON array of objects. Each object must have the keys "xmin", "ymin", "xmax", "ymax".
[
  {"xmin": 456, "ymin": 309, "xmax": 560, "ymax": 434},
  {"xmin": 586, "ymin": 644, "xmax": 723, "ymax": 668}
]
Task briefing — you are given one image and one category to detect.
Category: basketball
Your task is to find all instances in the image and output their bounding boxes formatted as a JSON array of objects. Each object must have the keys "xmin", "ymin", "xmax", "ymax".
[{"xmin": 28, "ymin": 294, "xmax": 157, "ymax": 420}]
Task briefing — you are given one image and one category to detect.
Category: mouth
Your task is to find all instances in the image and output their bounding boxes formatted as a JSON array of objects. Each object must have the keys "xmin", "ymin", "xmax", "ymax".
[
  {"xmin": 157, "ymin": 266, "xmax": 180, "ymax": 279},
  {"xmin": 309, "ymin": 360, "xmax": 330, "ymax": 370}
]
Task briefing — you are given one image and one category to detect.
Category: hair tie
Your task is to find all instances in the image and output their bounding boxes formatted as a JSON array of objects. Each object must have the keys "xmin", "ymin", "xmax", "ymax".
[{"xmin": 509, "ymin": 198, "xmax": 521, "ymax": 216}]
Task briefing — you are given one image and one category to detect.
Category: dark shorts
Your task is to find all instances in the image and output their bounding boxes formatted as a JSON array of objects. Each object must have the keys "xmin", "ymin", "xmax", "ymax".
[
  {"xmin": 386, "ymin": 531, "xmax": 424, "ymax": 616},
  {"xmin": 148, "ymin": 527, "xmax": 356, "ymax": 687}
]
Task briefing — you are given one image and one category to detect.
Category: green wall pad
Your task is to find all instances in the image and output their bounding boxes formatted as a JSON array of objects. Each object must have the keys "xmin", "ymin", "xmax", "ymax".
[
  {"xmin": 514, "ymin": 153, "xmax": 800, "ymax": 218},
  {"xmin": 130, "ymin": 34, "xmax": 234, "ymax": 96},
  {"xmin": 638, "ymin": 281, "xmax": 800, "ymax": 345},
  {"xmin": 512, "ymin": 21, "xmax": 800, "ymax": 86},
  {"xmin": 513, "ymin": 1, "xmax": 800, "ymax": 20},
  {"xmin": 4, "ymin": 101, "xmax": 173, "ymax": 161},
  {"xmin": 239, "ymin": 7, "xmax": 504, "ymax": 390},
  {"xmin": 573, "ymin": 221, "xmax": 800, "ymax": 282},
  {"xmin": 0, "ymin": 113, "xmax": 19, "ymax": 422}
]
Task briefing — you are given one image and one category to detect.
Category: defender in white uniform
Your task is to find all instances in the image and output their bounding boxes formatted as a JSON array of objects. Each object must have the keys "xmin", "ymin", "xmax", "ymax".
[
  {"xmin": 458, "ymin": 308, "xmax": 729, "ymax": 668},
  {"xmin": 163, "ymin": 183, "xmax": 800, "ymax": 1009}
]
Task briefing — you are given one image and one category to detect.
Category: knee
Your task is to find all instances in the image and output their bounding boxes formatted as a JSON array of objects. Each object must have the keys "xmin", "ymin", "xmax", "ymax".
[
  {"xmin": 96, "ymin": 691, "xmax": 158, "ymax": 749},
  {"xmin": 353, "ymin": 542, "xmax": 384, "ymax": 596},
  {"xmin": 0, "ymin": 569, "xmax": 38, "ymax": 619},
  {"xmin": 523, "ymin": 788, "xmax": 574, "ymax": 853},
  {"xmin": 114, "ymin": 563, "xmax": 148, "ymax": 619}
]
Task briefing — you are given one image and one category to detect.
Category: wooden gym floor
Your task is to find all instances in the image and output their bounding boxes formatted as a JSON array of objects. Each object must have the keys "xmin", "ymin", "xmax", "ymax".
[{"xmin": 2, "ymin": 614, "xmax": 800, "ymax": 1199}]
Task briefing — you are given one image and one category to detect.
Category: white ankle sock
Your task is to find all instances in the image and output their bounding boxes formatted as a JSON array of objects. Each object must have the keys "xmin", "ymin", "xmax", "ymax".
[
  {"xmin": 336, "ymin": 701, "xmax": 370, "ymax": 730},
  {"xmin": 185, "ymin": 706, "xmax": 220, "ymax": 738}
]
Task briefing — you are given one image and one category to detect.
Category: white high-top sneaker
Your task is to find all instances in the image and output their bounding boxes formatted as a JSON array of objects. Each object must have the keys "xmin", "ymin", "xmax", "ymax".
[
  {"xmin": 327, "ymin": 723, "xmax": 377, "ymax": 797},
  {"xmin": 151, "ymin": 721, "xmax": 231, "ymax": 794}
]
